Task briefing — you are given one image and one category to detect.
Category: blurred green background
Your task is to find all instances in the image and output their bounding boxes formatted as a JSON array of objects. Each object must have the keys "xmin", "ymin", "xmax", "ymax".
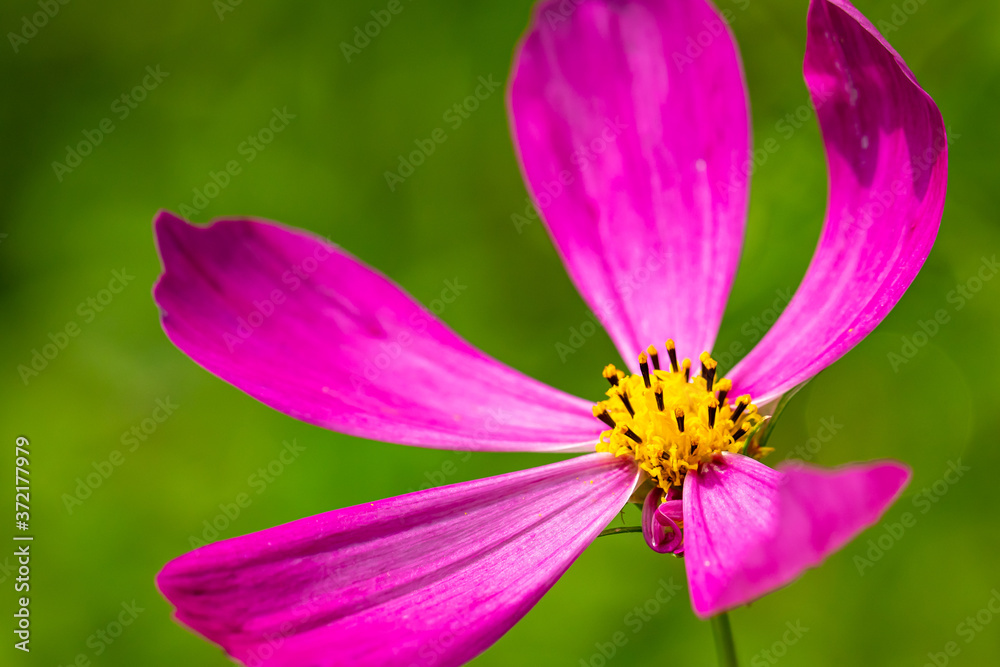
[{"xmin": 1, "ymin": 0, "xmax": 998, "ymax": 665}]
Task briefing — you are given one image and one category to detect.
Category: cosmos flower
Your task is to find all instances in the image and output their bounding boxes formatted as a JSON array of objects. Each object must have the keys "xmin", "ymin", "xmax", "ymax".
[{"xmin": 154, "ymin": 0, "xmax": 947, "ymax": 664}]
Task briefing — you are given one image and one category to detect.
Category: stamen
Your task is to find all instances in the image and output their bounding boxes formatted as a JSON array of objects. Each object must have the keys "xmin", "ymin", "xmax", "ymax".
[
  {"xmin": 647, "ymin": 345, "xmax": 660, "ymax": 371},
  {"xmin": 638, "ymin": 352, "xmax": 651, "ymax": 389},
  {"xmin": 592, "ymin": 405, "xmax": 616, "ymax": 429},
  {"xmin": 621, "ymin": 425, "xmax": 643, "ymax": 444},
  {"xmin": 665, "ymin": 339, "xmax": 679, "ymax": 373},
  {"xmin": 618, "ymin": 391, "xmax": 635, "ymax": 417},
  {"xmin": 716, "ymin": 379, "xmax": 732, "ymax": 408},
  {"xmin": 591, "ymin": 339, "xmax": 765, "ymax": 494},
  {"xmin": 730, "ymin": 395, "xmax": 750, "ymax": 423},
  {"xmin": 699, "ymin": 352, "xmax": 717, "ymax": 392}
]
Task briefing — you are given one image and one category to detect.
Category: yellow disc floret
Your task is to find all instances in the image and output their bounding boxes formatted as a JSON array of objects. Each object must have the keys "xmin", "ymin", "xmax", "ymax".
[{"xmin": 593, "ymin": 341, "xmax": 770, "ymax": 491}]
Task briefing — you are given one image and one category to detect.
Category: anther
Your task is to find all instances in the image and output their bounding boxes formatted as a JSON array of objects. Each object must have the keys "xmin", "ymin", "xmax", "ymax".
[
  {"xmin": 700, "ymin": 353, "xmax": 717, "ymax": 392},
  {"xmin": 591, "ymin": 347, "xmax": 764, "ymax": 491},
  {"xmin": 618, "ymin": 391, "xmax": 635, "ymax": 417},
  {"xmin": 665, "ymin": 339, "xmax": 679, "ymax": 373},
  {"xmin": 647, "ymin": 345, "xmax": 660, "ymax": 371},
  {"xmin": 621, "ymin": 426, "xmax": 643, "ymax": 444},
  {"xmin": 602, "ymin": 364, "xmax": 620, "ymax": 387},
  {"xmin": 730, "ymin": 395, "xmax": 750, "ymax": 423},
  {"xmin": 592, "ymin": 405, "xmax": 617, "ymax": 430},
  {"xmin": 638, "ymin": 352, "xmax": 651, "ymax": 388},
  {"xmin": 716, "ymin": 379, "xmax": 732, "ymax": 408}
]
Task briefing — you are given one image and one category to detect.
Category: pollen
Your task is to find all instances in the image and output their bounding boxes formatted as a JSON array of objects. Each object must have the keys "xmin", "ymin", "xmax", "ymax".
[{"xmin": 593, "ymin": 341, "xmax": 770, "ymax": 491}]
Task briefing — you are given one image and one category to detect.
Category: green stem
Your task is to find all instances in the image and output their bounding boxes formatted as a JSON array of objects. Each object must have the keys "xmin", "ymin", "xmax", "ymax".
[
  {"xmin": 710, "ymin": 613, "xmax": 739, "ymax": 667},
  {"xmin": 597, "ymin": 526, "xmax": 643, "ymax": 537}
]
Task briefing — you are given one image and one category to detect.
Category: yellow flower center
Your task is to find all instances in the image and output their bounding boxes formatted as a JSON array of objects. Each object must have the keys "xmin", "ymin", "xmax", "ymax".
[{"xmin": 593, "ymin": 341, "xmax": 770, "ymax": 491}]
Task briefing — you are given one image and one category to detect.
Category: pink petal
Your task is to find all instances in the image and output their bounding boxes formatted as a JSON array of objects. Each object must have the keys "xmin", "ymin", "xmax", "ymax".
[
  {"xmin": 154, "ymin": 211, "xmax": 601, "ymax": 452},
  {"xmin": 729, "ymin": 0, "xmax": 948, "ymax": 403},
  {"xmin": 641, "ymin": 488, "xmax": 684, "ymax": 554},
  {"xmin": 683, "ymin": 453, "xmax": 910, "ymax": 617},
  {"xmin": 508, "ymin": 0, "xmax": 750, "ymax": 369},
  {"xmin": 157, "ymin": 453, "xmax": 639, "ymax": 667}
]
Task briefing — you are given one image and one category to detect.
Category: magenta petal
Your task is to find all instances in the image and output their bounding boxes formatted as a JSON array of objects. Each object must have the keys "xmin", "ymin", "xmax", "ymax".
[
  {"xmin": 508, "ymin": 0, "xmax": 751, "ymax": 369},
  {"xmin": 154, "ymin": 212, "xmax": 601, "ymax": 452},
  {"xmin": 683, "ymin": 453, "xmax": 910, "ymax": 618},
  {"xmin": 641, "ymin": 488, "xmax": 683, "ymax": 554},
  {"xmin": 157, "ymin": 453, "xmax": 638, "ymax": 667},
  {"xmin": 729, "ymin": 0, "xmax": 948, "ymax": 403}
]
